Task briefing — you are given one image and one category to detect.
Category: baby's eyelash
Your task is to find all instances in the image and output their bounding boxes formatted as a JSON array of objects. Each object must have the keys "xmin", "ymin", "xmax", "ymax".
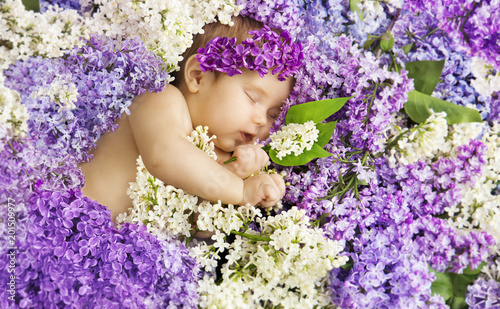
[{"xmin": 245, "ymin": 92, "xmax": 257, "ymax": 103}]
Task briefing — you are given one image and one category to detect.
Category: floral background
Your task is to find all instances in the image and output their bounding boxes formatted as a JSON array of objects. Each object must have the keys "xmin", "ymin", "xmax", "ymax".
[{"xmin": 0, "ymin": 0, "xmax": 499, "ymax": 308}]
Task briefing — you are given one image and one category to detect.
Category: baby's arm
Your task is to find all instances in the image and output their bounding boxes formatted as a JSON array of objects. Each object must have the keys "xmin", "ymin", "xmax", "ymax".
[{"xmin": 128, "ymin": 85, "xmax": 284, "ymax": 207}]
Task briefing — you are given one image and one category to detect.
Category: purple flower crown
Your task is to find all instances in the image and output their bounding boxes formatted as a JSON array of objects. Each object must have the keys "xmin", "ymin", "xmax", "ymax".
[{"xmin": 196, "ymin": 25, "xmax": 304, "ymax": 81}]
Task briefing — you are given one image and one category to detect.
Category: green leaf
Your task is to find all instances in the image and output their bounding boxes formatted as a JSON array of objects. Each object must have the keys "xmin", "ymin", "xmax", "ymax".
[
  {"xmin": 22, "ymin": 0, "xmax": 40, "ymax": 12},
  {"xmin": 316, "ymin": 122, "xmax": 337, "ymax": 147},
  {"xmin": 429, "ymin": 265, "xmax": 481, "ymax": 309},
  {"xmin": 462, "ymin": 262, "xmax": 486, "ymax": 277},
  {"xmin": 349, "ymin": 0, "xmax": 364, "ymax": 21},
  {"xmin": 429, "ymin": 267, "xmax": 453, "ymax": 301},
  {"xmin": 404, "ymin": 90, "xmax": 482, "ymax": 124},
  {"xmin": 401, "ymin": 43, "xmax": 414, "ymax": 55},
  {"xmin": 379, "ymin": 32, "xmax": 394, "ymax": 51},
  {"xmin": 269, "ymin": 143, "xmax": 332, "ymax": 166},
  {"xmin": 449, "ymin": 296, "xmax": 467, "ymax": 309},
  {"xmin": 448, "ymin": 273, "xmax": 473, "ymax": 309},
  {"xmin": 405, "ymin": 60, "xmax": 445, "ymax": 95},
  {"xmin": 286, "ymin": 97, "xmax": 352, "ymax": 125}
]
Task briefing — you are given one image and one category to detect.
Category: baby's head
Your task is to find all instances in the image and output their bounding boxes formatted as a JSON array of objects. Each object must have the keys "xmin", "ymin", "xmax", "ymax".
[{"xmin": 174, "ymin": 16, "xmax": 303, "ymax": 153}]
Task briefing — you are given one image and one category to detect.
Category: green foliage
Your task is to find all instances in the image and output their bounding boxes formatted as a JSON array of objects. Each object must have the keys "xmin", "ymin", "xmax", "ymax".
[
  {"xmin": 405, "ymin": 90, "xmax": 482, "ymax": 124},
  {"xmin": 268, "ymin": 97, "xmax": 351, "ymax": 167},
  {"xmin": 269, "ymin": 143, "xmax": 332, "ymax": 167},
  {"xmin": 22, "ymin": 0, "xmax": 39, "ymax": 12},
  {"xmin": 405, "ymin": 60, "xmax": 445, "ymax": 95},
  {"xmin": 429, "ymin": 263, "xmax": 486, "ymax": 309},
  {"xmin": 403, "ymin": 60, "xmax": 482, "ymax": 124},
  {"xmin": 285, "ymin": 97, "xmax": 351, "ymax": 125}
]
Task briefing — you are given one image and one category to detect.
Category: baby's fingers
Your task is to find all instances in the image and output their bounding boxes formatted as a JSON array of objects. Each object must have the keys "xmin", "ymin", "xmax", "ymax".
[{"xmin": 258, "ymin": 174, "xmax": 285, "ymax": 208}]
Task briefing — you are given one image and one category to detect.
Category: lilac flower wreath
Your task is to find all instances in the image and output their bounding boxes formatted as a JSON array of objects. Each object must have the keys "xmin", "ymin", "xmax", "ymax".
[{"xmin": 196, "ymin": 25, "xmax": 304, "ymax": 81}]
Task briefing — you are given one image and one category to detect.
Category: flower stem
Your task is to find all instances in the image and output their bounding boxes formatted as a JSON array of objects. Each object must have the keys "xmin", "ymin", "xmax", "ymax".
[{"xmin": 231, "ymin": 230, "xmax": 271, "ymax": 242}]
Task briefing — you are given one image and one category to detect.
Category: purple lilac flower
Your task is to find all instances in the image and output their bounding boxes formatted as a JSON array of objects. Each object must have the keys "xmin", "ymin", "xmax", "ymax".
[
  {"xmin": 404, "ymin": 0, "xmax": 500, "ymax": 70},
  {"xmin": 5, "ymin": 35, "xmax": 168, "ymax": 166},
  {"xmin": 39, "ymin": 0, "xmax": 96, "ymax": 16},
  {"xmin": 0, "ymin": 188, "xmax": 200, "ymax": 308},
  {"xmin": 197, "ymin": 26, "xmax": 304, "ymax": 81},
  {"xmin": 39, "ymin": 0, "xmax": 81, "ymax": 12},
  {"xmin": 466, "ymin": 277, "xmax": 500, "ymax": 309},
  {"xmin": 329, "ymin": 227, "xmax": 448, "ymax": 308},
  {"xmin": 384, "ymin": 8, "xmax": 494, "ymax": 119},
  {"xmin": 237, "ymin": 0, "xmax": 305, "ymax": 39}
]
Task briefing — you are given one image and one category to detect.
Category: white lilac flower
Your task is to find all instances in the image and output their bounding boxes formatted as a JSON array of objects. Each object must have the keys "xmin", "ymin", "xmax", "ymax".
[
  {"xmin": 470, "ymin": 56, "xmax": 500, "ymax": 98},
  {"xmin": 269, "ymin": 120, "xmax": 319, "ymax": 160},
  {"xmin": 32, "ymin": 78, "xmax": 79, "ymax": 111},
  {"xmin": 197, "ymin": 207, "xmax": 348, "ymax": 309},
  {"xmin": 88, "ymin": 0, "xmax": 242, "ymax": 76},
  {"xmin": 0, "ymin": 0, "xmax": 89, "ymax": 72},
  {"xmin": 445, "ymin": 122, "xmax": 500, "ymax": 241},
  {"xmin": 386, "ymin": 110, "xmax": 449, "ymax": 167},
  {"xmin": 0, "ymin": 83, "xmax": 28, "ymax": 139},
  {"xmin": 186, "ymin": 125, "xmax": 217, "ymax": 160}
]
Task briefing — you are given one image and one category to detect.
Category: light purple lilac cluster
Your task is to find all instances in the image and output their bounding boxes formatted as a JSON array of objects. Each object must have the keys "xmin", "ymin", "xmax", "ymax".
[
  {"xmin": 329, "ymin": 227, "xmax": 447, "ymax": 308},
  {"xmin": 325, "ymin": 141, "xmax": 493, "ymax": 305},
  {"xmin": 1, "ymin": 189, "xmax": 199, "ymax": 308},
  {"xmin": 197, "ymin": 25, "xmax": 304, "ymax": 81},
  {"xmin": 385, "ymin": 8, "xmax": 496, "ymax": 120},
  {"xmin": 5, "ymin": 35, "xmax": 168, "ymax": 167},
  {"xmin": 39, "ymin": 0, "xmax": 81, "ymax": 12},
  {"xmin": 237, "ymin": 0, "xmax": 305, "ymax": 39},
  {"xmin": 0, "ymin": 34, "xmax": 201, "ymax": 307},
  {"xmin": 404, "ymin": 0, "xmax": 500, "ymax": 71},
  {"xmin": 466, "ymin": 277, "xmax": 500, "ymax": 308}
]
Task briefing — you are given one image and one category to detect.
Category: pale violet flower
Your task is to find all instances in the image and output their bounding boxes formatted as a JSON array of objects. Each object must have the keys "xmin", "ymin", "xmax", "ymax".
[{"xmin": 269, "ymin": 120, "xmax": 319, "ymax": 160}]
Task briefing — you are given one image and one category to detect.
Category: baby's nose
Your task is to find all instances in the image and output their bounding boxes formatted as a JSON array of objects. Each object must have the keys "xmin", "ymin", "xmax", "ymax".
[{"xmin": 252, "ymin": 107, "xmax": 267, "ymax": 126}]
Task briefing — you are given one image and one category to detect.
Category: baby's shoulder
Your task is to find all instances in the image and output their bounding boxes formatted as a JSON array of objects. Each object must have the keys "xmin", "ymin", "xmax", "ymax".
[{"xmin": 136, "ymin": 84, "xmax": 185, "ymax": 104}]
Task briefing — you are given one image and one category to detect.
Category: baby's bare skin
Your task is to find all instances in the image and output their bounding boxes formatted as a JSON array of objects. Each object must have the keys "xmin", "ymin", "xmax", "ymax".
[{"xmin": 80, "ymin": 56, "xmax": 290, "ymax": 223}]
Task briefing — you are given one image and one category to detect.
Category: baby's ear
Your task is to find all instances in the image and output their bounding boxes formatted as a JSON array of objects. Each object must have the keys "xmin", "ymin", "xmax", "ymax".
[{"xmin": 184, "ymin": 54, "xmax": 205, "ymax": 93}]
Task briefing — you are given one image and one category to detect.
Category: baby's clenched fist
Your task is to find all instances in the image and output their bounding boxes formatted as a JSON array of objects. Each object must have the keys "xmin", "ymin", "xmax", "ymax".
[
  {"xmin": 241, "ymin": 174, "xmax": 285, "ymax": 208},
  {"xmin": 225, "ymin": 144, "xmax": 269, "ymax": 179}
]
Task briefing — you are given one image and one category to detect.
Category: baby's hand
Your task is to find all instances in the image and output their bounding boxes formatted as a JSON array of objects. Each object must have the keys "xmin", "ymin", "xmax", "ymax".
[
  {"xmin": 242, "ymin": 174, "xmax": 286, "ymax": 208},
  {"xmin": 225, "ymin": 144, "xmax": 269, "ymax": 179}
]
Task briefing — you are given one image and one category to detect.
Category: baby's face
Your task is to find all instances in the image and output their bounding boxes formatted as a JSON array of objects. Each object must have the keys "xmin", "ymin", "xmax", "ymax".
[{"xmin": 189, "ymin": 70, "xmax": 293, "ymax": 153}]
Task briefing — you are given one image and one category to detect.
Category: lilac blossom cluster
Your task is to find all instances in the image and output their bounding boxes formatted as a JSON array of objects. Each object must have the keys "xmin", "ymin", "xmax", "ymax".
[
  {"xmin": 385, "ymin": 8, "xmax": 496, "ymax": 120},
  {"xmin": 466, "ymin": 277, "xmax": 500, "ymax": 308},
  {"xmin": 197, "ymin": 26, "xmax": 304, "ymax": 81},
  {"xmin": 39, "ymin": 0, "xmax": 82, "ymax": 12},
  {"xmin": 329, "ymin": 227, "xmax": 447, "ymax": 308},
  {"xmin": 236, "ymin": 0, "xmax": 305, "ymax": 38},
  {"xmin": 1, "ymin": 189, "xmax": 199, "ymax": 308},
  {"xmin": 404, "ymin": 0, "xmax": 500, "ymax": 71},
  {"xmin": 324, "ymin": 141, "xmax": 493, "ymax": 305},
  {"xmin": 5, "ymin": 35, "xmax": 168, "ymax": 167}
]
